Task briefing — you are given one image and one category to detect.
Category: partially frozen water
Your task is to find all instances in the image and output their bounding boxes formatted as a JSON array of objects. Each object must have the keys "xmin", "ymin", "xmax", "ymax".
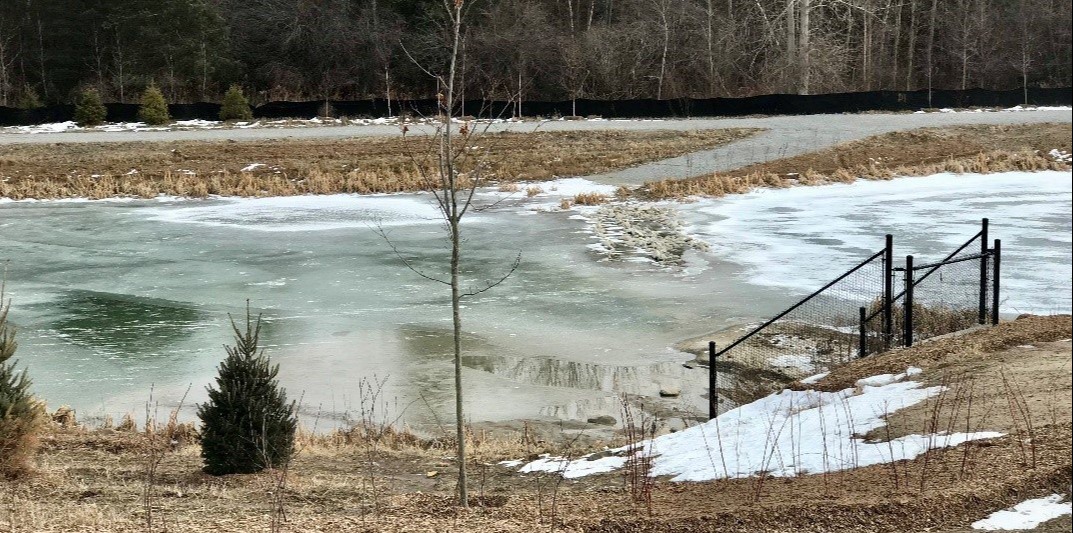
[
  {"xmin": 1, "ymin": 172, "xmax": 1069, "ymax": 427},
  {"xmin": 681, "ymin": 171, "xmax": 1073, "ymax": 314}
]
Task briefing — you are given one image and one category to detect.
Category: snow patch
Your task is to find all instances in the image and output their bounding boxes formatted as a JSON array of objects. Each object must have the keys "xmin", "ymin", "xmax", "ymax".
[
  {"xmin": 512, "ymin": 367, "xmax": 1001, "ymax": 481},
  {"xmin": 972, "ymin": 494, "xmax": 1072, "ymax": 530},
  {"xmin": 855, "ymin": 367, "xmax": 922, "ymax": 388},
  {"xmin": 800, "ymin": 371, "xmax": 830, "ymax": 385}
]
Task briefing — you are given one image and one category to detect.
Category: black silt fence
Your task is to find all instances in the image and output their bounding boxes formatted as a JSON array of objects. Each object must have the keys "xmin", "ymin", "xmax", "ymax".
[{"xmin": 2, "ymin": 87, "xmax": 1069, "ymax": 126}]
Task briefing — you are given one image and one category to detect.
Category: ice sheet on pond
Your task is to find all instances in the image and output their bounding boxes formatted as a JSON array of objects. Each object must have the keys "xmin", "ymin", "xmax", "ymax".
[
  {"xmin": 681, "ymin": 171, "xmax": 1073, "ymax": 314},
  {"xmin": 140, "ymin": 193, "xmax": 454, "ymax": 231}
]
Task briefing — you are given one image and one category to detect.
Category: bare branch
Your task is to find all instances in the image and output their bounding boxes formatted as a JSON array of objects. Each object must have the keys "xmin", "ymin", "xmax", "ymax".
[
  {"xmin": 462, "ymin": 252, "xmax": 521, "ymax": 298},
  {"xmin": 373, "ymin": 223, "xmax": 451, "ymax": 286}
]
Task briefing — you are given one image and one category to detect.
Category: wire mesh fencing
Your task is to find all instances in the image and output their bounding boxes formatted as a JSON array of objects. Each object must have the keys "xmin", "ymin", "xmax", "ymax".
[
  {"xmin": 711, "ymin": 246, "xmax": 888, "ymax": 382},
  {"xmin": 708, "ymin": 219, "xmax": 1002, "ymax": 419},
  {"xmin": 902, "ymin": 232, "xmax": 999, "ymax": 346}
]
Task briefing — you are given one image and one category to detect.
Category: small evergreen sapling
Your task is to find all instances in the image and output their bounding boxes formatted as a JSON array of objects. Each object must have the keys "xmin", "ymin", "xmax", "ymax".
[
  {"xmin": 219, "ymin": 85, "xmax": 253, "ymax": 121},
  {"xmin": 73, "ymin": 88, "xmax": 107, "ymax": 127},
  {"xmin": 0, "ymin": 289, "xmax": 45, "ymax": 478},
  {"xmin": 198, "ymin": 307, "xmax": 296, "ymax": 475},
  {"xmin": 138, "ymin": 85, "xmax": 171, "ymax": 125}
]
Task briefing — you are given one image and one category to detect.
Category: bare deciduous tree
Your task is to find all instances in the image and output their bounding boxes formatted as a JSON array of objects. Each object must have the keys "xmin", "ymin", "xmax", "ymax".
[{"xmin": 388, "ymin": 0, "xmax": 521, "ymax": 508}]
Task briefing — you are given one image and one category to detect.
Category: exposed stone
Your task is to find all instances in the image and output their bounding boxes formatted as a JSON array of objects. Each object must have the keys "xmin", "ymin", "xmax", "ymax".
[
  {"xmin": 588, "ymin": 203, "xmax": 709, "ymax": 265},
  {"xmin": 586, "ymin": 415, "xmax": 617, "ymax": 426},
  {"xmin": 659, "ymin": 385, "xmax": 681, "ymax": 398}
]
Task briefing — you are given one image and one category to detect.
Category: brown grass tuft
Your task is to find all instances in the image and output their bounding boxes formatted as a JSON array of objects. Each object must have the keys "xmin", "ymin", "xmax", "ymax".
[{"xmin": 572, "ymin": 192, "xmax": 607, "ymax": 205}]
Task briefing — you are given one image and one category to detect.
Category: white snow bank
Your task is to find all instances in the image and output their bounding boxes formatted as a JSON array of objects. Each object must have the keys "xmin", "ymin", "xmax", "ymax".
[
  {"xmin": 972, "ymin": 494, "xmax": 1072, "ymax": 530},
  {"xmin": 681, "ymin": 171, "xmax": 1073, "ymax": 314},
  {"xmin": 2, "ymin": 120, "xmax": 80, "ymax": 134},
  {"xmin": 799, "ymin": 372, "xmax": 830, "ymax": 385},
  {"xmin": 1049, "ymin": 149, "xmax": 1072, "ymax": 163},
  {"xmin": 1004, "ymin": 105, "xmax": 1073, "ymax": 112},
  {"xmin": 855, "ymin": 366, "xmax": 922, "ymax": 387},
  {"xmin": 913, "ymin": 105, "xmax": 1072, "ymax": 114},
  {"xmin": 526, "ymin": 177, "xmax": 618, "ymax": 198},
  {"xmin": 515, "ymin": 368, "xmax": 1002, "ymax": 481},
  {"xmin": 174, "ymin": 119, "xmax": 223, "ymax": 128},
  {"xmin": 140, "ymin": 193, "xmax": 461, "ymax": 232}
]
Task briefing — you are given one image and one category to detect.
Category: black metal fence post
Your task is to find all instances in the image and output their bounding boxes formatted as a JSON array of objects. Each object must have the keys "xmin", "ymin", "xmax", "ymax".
[
  {"xmin": 883, "ymin": 234, "xmax": 894, "ymax": 348},
  {"xmin": 708, "ymin": 341, "xmax": 718, "ymax": 420},
  {"xmin": 859, "ymin": 306, "xmax": 867, "ymax": 358},
  {"xmin": 978, "ymin": 218, "xmax": 989, "ymax": 324},
  {"xmin": 991, "ymin": 239, "xmax": 1001, "ymax": 325},
  {"xmin": 904, "ymin": 255, "xmax": 915, "ymax": 347}
]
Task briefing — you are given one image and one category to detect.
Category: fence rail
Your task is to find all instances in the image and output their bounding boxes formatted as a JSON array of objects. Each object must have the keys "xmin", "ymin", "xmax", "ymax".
[{"xmin": 708, "ymin": 218, "xmax": 1001, "ymax": 419}]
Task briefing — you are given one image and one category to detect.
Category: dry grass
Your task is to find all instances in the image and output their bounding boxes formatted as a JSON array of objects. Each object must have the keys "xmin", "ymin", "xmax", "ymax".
[
  {"xmin": 571, "ymin": 192, "xmax": 609, "ymax": 206},
  {"xmin": 804, "ymin": 314, "xmax": 1072, "ymax": 393},
  {"xmin": 639, "ymin": 123, "xmax": 1072, "ymax": 199},
  {"xmin": 0, "ymin": 129, "xmax": 759, "ymax": 200},
  {"xmin": 1, "ymin": 318, "xmax": 1069, "ymax": 531},
  {"xmin": 2, "ymin": 414, "xmax": 1069, "ymax": 532}
]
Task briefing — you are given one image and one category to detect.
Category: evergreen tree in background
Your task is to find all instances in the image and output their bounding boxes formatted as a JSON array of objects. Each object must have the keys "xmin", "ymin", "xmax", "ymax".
[
  {"xmin": 73, "ymin": 88, "xmax": 107, "ymax": 126},
  {"xmin": 0, "ymin": 289, "xmax": 45, "ymax": 478},
  {"xmin": 138, "ymin": 85, "xmax": 171, "ymax": 125},
  {"xmin": 15, "ymin": 87, "xmax": 42, "ymax": 110},
  {"xmin": 219, "ymin": 85, "xmax": 252, "ymax": 121},
  {"xmin": 198, "ymin": 306, "xmax": 296, "ymax": 476}
]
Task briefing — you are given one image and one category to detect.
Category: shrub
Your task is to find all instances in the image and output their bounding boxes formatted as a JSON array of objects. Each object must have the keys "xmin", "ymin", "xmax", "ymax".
[
  {"xmin": 0, "ymin": 291, "xmax": 46, "ymax": 478},
  {"xmin": 15, "ymin": 86, "xmax": 42, "ymax": 110},
  {"xmin": 198, "ymin": 307, "xmax": 296, "ymax": 475},
  {"xmin": 73, "ymin": 88, "xmax": 107, "ymax": 127},
  {"xmin": 219, "ymin": 85, "xmax": 253, "ymax": 121},
  {"xmin": 138, "ymin": 85, "xmax": 171, "ymax": 125}
]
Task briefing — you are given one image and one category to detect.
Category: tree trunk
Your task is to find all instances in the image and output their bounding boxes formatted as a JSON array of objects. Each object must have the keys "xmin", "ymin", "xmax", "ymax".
[
  {"xmin": 37, "ymin": 18, "xmax": 47, "ymax": 99},
  {"xmin": 799, "ymin": 0, "xmax": 810, "ymax": 95},
  {"xmin": 706, "ymin": 0, "xmax": 716, "ymax": 96},
  {"xmin": 786, "ymin": 0, "xmax": 797, "ymax": 91},
  {"xmin": 444, "ymin": 3, "xmax": 468, "ymax": 509},
  {"xmin": 905, "ymin": 0, "xmax": 917, "ymax": 90},
  {"xmin": 892, "ymin": 1, "xmax": 903, "ymax": 89},
  {"xmin": 925, "ymin": 0, "xmax": 937, "ymax": 106},
  {"xmin": 657, "ymin": 2, "xmax": 669, "ymax": 100}
]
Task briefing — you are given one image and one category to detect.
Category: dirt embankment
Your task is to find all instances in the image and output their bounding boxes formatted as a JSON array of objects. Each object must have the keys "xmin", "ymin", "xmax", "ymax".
[
  {"xmin": 640, "ymin": 123, "xmax": 1072, "ymax": 199},
  {"xmin": 3, "ymin": 315, "xmax": 1070, "ymax": 532},
  {"xmin": 0, "ymin": 128, "xmax": 758, "ymax": 200}
]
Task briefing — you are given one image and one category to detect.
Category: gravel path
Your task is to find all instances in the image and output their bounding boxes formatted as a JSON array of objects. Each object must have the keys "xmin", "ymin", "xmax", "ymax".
[{"xmin": 2, "ymin": 110, "xmax": 1068, "ymax": 186}]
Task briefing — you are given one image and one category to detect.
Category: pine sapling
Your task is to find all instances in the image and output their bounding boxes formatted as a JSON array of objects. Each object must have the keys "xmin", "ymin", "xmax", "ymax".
[
  {"xmin": 198, "ymin": 306, "xmax": 296, "ymax": 475},
  {"xmin": 138, "ymin": 85, "xmax": 171, "ymax": 126},
  {"xmin": 0, "ymin": 287, "xmax": 45, "ymax": 478},
  {"xmin": 73, "ymin": 88, "xmax": 107, "ymax": 127},
  {"xmin": 219, "ymin": 85, "xmax": 253, "ymax": 121}
]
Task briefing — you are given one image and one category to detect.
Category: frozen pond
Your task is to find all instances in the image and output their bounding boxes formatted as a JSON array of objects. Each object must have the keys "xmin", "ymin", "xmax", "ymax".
[{"xmin": 0, "ymin": 171, "xmax": 1070, "ymax": 427}]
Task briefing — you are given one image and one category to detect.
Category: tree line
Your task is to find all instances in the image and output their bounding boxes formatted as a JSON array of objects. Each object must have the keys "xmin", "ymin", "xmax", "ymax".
[{"xmin": 1, "ymin": 0, "xmax": 1070, "ymax": 107}]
